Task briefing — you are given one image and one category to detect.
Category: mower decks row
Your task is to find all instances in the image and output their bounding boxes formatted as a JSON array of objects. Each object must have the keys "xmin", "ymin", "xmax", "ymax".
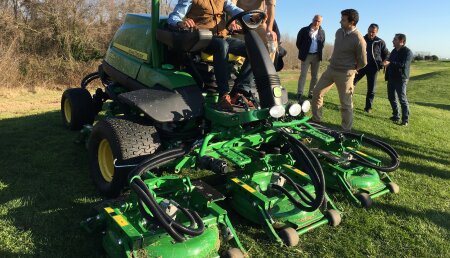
[{"xmin": 61, "ymin": 3, "xmax": 400, "ymax": 258}]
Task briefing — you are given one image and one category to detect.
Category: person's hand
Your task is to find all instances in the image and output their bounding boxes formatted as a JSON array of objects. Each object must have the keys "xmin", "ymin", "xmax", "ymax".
[
  {"xmin": 267, "ymin": 30, "xmax": 277, "ymax": 42},
  {"xmin": 178, "ymin": 18, "xmax": 196, "ymax": 29},
  {"xmin": 383, "ymin": 60, "xmax": 390, "ymax": 66},
  {"xmin": 229, "ymin": 21, "xmax": 242, "ymax": 31}
]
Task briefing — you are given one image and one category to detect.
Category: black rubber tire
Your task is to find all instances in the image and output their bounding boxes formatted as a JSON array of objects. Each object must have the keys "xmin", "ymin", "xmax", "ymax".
[
  {"xmin": 325, "ymin": 209, "xmax": 342, "ymax": 227},
  {"xmin": 355, "ymin": 192, "xmax": 373, "ymax": 208},
  {"xmin": 386, "ymin": 182, "xmax": 400, "ymax": 194},
  {"xmin": 278, "ymin": 227, "xmax": 299, "ymax": 247},
  {"xmin": 222, "ymin": 248, "xmax": 244, "ymax": 258},
  {"xmin": 88, "ymin": 118, "xmax": 161, "ymax": 198},
  {"xmin": 61, "ymin": 88, "xmax": 95, "ymax": 130}
]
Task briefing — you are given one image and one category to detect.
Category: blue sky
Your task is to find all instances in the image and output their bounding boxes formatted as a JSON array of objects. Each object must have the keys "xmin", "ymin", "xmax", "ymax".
[{"xmin": 276, "ymin": 1, "xmax": 450, "ymax": 58}]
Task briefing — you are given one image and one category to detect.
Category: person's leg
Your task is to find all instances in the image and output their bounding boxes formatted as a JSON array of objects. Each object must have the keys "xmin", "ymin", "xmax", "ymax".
[
  {"xmin": 353, "ymin": 66, "xmax": 366, "ymax": 86},
  {"xmin": 297, "ymin": 56, "xmax": 312, "ymax": 97},
  {"xmin": 397, "ymin": 80, "xmax": 410, "ymax": 123},
  {"xmin": 387, "ymin": 80, "xmax": 400, "ymax": 120},
  {"xmin": 335, "ymin": 70, "xmax": 355, "ymax": 131},
  {"xmin": 311, "ymin": 67, "xmax": 334, "ymax": 122},
  {"xmin": 203, "ymin": 37, "xmax": 230, "ymax": 96},
  {"xmin": 308, "ymin": 54, "xmax": 320, "ymax": 97},
  {"xmin": 365, "ymin": 67, "xmax": 378, "ymax": 111}
]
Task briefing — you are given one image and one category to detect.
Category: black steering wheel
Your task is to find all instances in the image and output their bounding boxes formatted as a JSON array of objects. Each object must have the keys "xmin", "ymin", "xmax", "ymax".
[{"xmin": 226, "ymin": 10, "xmax": 267, "ymax": 31}]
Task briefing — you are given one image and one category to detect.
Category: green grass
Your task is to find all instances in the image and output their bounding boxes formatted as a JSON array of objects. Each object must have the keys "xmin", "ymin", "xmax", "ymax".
[{"xmin": 1, "ymin": 61, "xmax": 449, "ymax": 257}]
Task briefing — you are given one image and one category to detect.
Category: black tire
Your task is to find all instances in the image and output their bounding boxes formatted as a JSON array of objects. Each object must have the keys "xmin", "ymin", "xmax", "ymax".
[
  {"xmin": 325, "ymin": 209, "xmax": 341, "ymax": 227},
  {"xmin": 355, "ymin": 192, "xmax": 373, "ymax": 208},
  {"xmin": 221, "ymin": 248, "xmax": 244, "ymax": 258},
  {"xmin": 278, "ymin": 227, "xmax": 299, "ymax": 247},
  {"xmin": 88, "ymin": 118, "xmax": 161, "ymax": 198},
  {"xmin": 61, "ymin": 88, "xmax": 95, "ymax": 130},
  {"xmin": 386, "ymin": 182, "xmax": 400, "ymax": 194}
]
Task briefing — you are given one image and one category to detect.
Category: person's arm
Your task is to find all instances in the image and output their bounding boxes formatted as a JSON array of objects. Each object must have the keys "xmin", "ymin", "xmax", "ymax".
[
  {"xmin": 167, "ymin": 0, "xmax": 193, "ymax": 28},
  {"xmin": 381, "ymin": 40, "xmax": 390, "ymax": 61},
  {"xmin": 390, "ymin": 48, "xmax": 413, "ymax": 68},
  {"xmin": 265, "ymin": 0, "xmax": 276, "ymax": 42},
  {"xmin": 296, "ymin": 28, "xmax": 304, "ymax": 50},
  {"xmin": 223, "ymin": 0, "xmax": 244, "ymax": 17},
  {"xmin": 356, "ymin": 36, "xmax": 368, "ymax": 70}
]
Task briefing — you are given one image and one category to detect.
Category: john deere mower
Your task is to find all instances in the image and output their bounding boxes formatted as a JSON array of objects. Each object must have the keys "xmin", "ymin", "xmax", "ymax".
[
  {"xmin": 286, "ymin": 122, "xmax": 401, "ymax": 208},
  {"xmin": 61, "ymin": 2, "xmax": 350, "ymax": 256}
]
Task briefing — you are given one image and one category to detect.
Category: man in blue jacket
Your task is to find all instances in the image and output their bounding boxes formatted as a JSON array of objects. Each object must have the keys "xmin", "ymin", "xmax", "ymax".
[
  {"xmin": 296, "ymin": 15, "xmax": 325, "ymax": 100},
  {"xmin": 384, "ymin": 33, "xmax": 413, "ymax": 126},
  {"xmin": 354, "ymin": 24, "xmax": 389, "ymax": 113}
]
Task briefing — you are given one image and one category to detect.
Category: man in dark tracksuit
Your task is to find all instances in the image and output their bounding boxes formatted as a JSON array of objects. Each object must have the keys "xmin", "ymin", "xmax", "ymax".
[
  {"xmin": 385, "ymin": 33, "xmax": 413, "ymax": 126},
  {"xmin": 354, "ymin": 24, "xmax": 389, "ymax": 113}
]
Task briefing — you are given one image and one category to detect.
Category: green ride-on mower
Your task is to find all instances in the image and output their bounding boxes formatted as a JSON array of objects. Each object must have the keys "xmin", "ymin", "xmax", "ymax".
[
  {"xmin": 289, "ymin": 122, "xmax": 401, "ymax": 208},
  {"xmin": 60, "ymin": 2, "xmax": 350, "ymax": 256}
]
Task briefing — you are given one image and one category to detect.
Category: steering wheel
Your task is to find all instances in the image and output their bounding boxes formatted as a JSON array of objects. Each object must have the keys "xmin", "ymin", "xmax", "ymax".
[{"xmin": 226, "ymin": 10, "xmax": 267, "ymax": 31}]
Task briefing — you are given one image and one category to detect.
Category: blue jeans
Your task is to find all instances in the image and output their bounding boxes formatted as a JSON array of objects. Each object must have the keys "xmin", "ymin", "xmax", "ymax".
[
  {"xmin": 387, "ymin": 79, "xmax": 409, "ymax": 122},
  {"xmin": 354, "ymin": 64, "xmax": 378, "ymax": 110},
  {"xmin": 203, "ymin": 37, "xmax": 250, "ymax": 96}
]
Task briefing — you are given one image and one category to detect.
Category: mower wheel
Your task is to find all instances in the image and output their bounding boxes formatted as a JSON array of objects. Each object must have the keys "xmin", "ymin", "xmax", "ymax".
[
  {"xmin": 386, "ymin": 182, "xmax": 400, "ymax": 194},
  {"xmin": 278, "ymin": 227, "xmax": 299, "ymax": 247},
  {"xmin": 222, "ymin": 248, "xmax": 244, "ymax": 258},
  {"xmin": 355, "ymin": 192, "xmax": 373, "ymax": 208},
  {"xmin": 88, "ymin": 118, "xmax": 161, "ymax": 197},
  {"xmin": 61, "ymin": 88, "xmax": 95, "ymax": 130},
  {"xmin": 325, "ymin": 209, "xmax": 341, "ymax": 227}
]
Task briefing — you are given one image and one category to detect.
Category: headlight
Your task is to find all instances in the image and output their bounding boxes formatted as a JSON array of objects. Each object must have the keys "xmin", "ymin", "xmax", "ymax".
[
  {"xmin": 301, "ymin": 100, "xmax": 311, "ymax": 113},
  {"xmin": 288, "ymin": 103, "xmax": 302, "ymax": 117},
  {"xmin": 269, "ymin": 105, "xmax": 285, "ymax": 118}
]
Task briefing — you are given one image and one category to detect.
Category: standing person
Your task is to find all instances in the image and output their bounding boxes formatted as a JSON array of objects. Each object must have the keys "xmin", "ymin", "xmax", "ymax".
[
  {"xmin": 384, "ymin": 33, "xmax": 413, "ymax": 126},
  {"xmin": 232, "ymin": 0, "xmax": 277, "ymax": 59},
  {"xmin": 354, "ymin": 24, "xmax": 389, "ymax": 113},
  {"xmin": 311, "ymin": 9, "xmax": 367, "ymax": 131},
  {"xmin": 296, "ymin": 15, "xmax": 325, "ymax": 100}
]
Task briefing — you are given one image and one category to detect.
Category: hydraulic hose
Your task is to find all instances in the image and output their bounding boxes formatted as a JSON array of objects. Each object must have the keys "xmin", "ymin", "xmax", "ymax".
[
  {"xmin": 128, "ymin": 148, "xmax": 205, "ymax": 242},
  {"xmin": 80, "ymin": 72, "xmax": 100, "ymax": 89},
  {"xmin": 307, "ymin": 123, "xmax": 400, "ymax": 172},
  {"xmin": 272, "ymin": 129, "xmax": 326, "ymax": 212}
]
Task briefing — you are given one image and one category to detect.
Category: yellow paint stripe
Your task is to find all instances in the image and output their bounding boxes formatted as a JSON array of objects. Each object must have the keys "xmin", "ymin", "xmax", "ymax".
[
  {"xmin": 113, "ymin": 42, "xmax": 148, "ymax": 61},
  {"xmin": 104, "ymin": 207, "xmax": 114, "ymax": 214},
  {"xmin": 293, "ymin": 168, "xmax": 307, "ymax": 177},
  {"xmin": 355, "ymin": 150, "xmax": 368, "ymax": 157},
  {"xmin": 113, "ymin": 215, "xmax": 129, "ymax": 227},
  {"xmin": 231, "ymin": 178, "xmax": 256, "ymax": 193}
]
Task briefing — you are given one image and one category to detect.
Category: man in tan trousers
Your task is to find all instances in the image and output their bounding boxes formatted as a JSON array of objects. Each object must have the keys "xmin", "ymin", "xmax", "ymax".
[{"xmin": 311, "ymin": 9, "xmax": 367, "ymax": 131}]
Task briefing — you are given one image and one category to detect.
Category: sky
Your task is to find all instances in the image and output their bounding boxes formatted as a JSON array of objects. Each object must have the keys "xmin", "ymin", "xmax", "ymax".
[{"xmin": 275, "ymin": 0, "xmax": 450, "ymax": 59}]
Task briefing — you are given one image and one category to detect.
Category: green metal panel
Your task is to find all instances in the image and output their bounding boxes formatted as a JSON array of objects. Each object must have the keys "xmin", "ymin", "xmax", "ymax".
[{"xmin": 137, "ymin": 64, "xmax": 197, "ymax": 89}]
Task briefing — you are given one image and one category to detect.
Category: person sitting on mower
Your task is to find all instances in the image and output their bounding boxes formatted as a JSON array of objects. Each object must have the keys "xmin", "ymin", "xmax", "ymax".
[{"xmin": 168, "ymin": 0, "xmax": 253, "ymax": 111}]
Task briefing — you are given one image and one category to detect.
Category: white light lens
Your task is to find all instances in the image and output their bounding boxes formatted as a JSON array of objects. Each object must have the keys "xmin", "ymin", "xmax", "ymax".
[
  {"xmin": 288, "ymin": 103, "xmax": 302, "ymax": 117},
  {"xmin": 269, "ymin": 105, "xmax": 285, "ymax": 118},
  {"xmin": 301, "ymin": 100, "xmax": 311, "ymax": 113}
]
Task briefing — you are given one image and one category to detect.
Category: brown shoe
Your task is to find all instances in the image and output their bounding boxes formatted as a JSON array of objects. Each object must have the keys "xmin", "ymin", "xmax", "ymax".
[
  {"xmin": 218, "ymin": 94, "xmax": 233, "ymax": 111},
  {"xmin": 231, "ymin": 93, "xmax": 255, "ymax": 108}
]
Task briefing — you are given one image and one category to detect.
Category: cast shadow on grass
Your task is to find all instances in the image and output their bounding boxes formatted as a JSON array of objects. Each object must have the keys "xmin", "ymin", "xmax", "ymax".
[
  {"xmin": 0, "ymin": 111, "xmax": 105, "ymax": 256},
  {"xmin": 409, "ymin": 71, "xmax": 446, "ymax": 81},
  {"xmin": 375, "ymin": 202, "xmax": 450, "ymax": 232},
  {"xmin": 414, "ymin": 102, "xmax": 450, "ymax": 111}
]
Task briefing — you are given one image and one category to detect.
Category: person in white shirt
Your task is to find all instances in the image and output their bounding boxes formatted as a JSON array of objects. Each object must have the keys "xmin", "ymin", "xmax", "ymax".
[{"xmin": 296, "ymin": 15, "xmax": 325, "ymax": 100}]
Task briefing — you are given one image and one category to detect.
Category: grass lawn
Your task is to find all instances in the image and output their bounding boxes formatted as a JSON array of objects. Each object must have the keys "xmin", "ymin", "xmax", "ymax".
[{"xmin": 0, "ymin": 61, "xmax": 449, "ymax": 257}]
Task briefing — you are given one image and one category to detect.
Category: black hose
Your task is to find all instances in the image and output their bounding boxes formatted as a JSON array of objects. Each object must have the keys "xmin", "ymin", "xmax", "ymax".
[
  {"xmin": 307, "ymin": 123, "xmax": 400, "ymax": 172},
  {"xmin": 134, "ymin": 178, "xmax": 205, "ymax": 236},
  {"xmin": 273, "ymin": 129, "xmax": 326, "ymax": 212},
  {"xmin": 80, "ymin": 72, "xmax": 100, "ymax": 89},
  {"xmin": 128, "ymin": 148, "xmax": 205, "ymax": 242}
]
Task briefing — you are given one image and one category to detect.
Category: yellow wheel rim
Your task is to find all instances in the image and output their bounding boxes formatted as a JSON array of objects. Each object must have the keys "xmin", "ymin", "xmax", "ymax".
[
  {"xmin": 64, "ymin": 98, "xmax": 72, "ymax": 124},
  {"xmin": 98, "ymin": 139, "xmax": 114, "ymax": 183}
]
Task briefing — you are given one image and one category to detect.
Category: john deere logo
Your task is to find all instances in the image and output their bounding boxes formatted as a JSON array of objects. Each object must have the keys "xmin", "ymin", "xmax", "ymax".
[{"xmin": 273, "ymin": 87, "xmax": 282, "ymax": 98}]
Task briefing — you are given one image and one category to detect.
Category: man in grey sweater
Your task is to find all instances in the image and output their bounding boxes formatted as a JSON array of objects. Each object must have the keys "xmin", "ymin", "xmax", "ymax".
[{"xmin": 311, "ymin": 9, "xmax": 367, "ymax": 131}]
